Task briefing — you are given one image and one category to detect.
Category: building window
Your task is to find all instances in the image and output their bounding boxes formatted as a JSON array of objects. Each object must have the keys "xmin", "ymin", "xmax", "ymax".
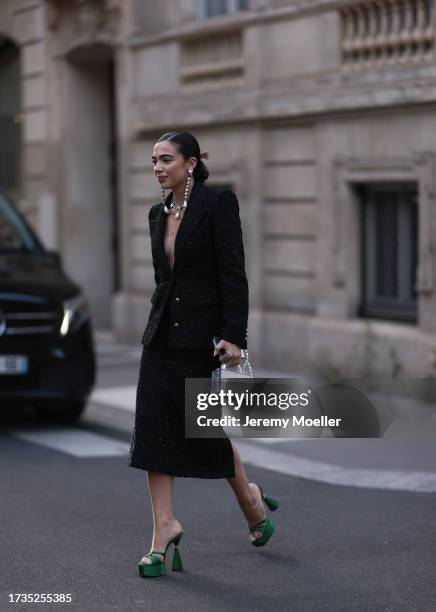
[
  {"xmin": 197, "ymin": 0, "xmax": 248, "ymax": 19},
  {"xmin": 358, "ymin": 183, "xmax": 418, "ymax": 323}
]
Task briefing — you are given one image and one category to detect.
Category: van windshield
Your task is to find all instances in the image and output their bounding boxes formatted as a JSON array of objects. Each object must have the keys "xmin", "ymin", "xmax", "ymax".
[{"xmin": 0, "ymin": 193, "xmax": 40, "ymax": 252}]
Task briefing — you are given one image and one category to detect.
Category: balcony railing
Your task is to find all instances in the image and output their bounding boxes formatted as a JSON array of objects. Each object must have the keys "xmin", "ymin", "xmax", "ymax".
[{"xmin": 340, "ymin": 0, "xmax": 434, "ymax": 66}]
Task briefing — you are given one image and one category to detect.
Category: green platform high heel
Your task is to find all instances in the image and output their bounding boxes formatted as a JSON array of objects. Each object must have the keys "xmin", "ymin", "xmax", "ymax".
[
  {"xmin": 249, "ymin": 484, "xmax": 279, "ymax": 547},
  {"xmin": 138, "ymin": 530, "xmax": 184, "ymax": 577}
]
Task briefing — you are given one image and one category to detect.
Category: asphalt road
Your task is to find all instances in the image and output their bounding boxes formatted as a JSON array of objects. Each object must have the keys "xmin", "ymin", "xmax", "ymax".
[
  {"xmin": 1, "ymin": 334, "xmax": 436, "ymax": 612},
  {"xmin": 1, "ymin": 407, "xmax": 436, "ymax": 612}
]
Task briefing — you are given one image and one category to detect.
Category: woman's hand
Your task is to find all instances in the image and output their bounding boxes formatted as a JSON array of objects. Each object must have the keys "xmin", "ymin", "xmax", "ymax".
[{"xmin": 213, "ymin": 339, "xmax": 241, "ymax": 367}]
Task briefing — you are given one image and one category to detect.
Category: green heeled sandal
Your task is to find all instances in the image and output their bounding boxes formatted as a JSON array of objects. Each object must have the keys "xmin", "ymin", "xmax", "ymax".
[
  {"xmin": 138, "ymin": 530, "xmax": 184, "ymax": 577},
  {"xmin": 249, "ymin": 484, "xmax": 279, "ymax": 547}
]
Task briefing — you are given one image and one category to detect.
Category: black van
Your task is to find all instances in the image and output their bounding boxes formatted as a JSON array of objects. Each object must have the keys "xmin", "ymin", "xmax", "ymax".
[{"xmin": 0, "ymin": 191, "xmax": 95, "ymax": 423}]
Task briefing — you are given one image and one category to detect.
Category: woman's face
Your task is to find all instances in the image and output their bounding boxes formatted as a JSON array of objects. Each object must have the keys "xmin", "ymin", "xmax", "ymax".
[{"xmin": 152, "ymin": 141, "xmax": 196, "ymax": 191}]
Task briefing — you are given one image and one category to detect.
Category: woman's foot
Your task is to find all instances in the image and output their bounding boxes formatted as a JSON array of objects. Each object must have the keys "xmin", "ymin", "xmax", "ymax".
[
  {"xmin": 140, "ymin": 518, "xmax": 183, "ymax": 565},
  {"xmin": 247, "ymin": 483, "xmax": 267, "ymax": 543}
]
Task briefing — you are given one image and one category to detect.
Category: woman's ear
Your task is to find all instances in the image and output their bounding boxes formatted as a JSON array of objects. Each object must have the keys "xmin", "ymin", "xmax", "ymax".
[{"xmin": 188, "ymin": 156, "xmax": 198, "ymax": 172}]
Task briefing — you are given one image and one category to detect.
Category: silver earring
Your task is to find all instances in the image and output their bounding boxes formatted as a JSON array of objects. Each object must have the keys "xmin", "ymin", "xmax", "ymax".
[
  {"xmin": 163, "ymin": 169, "xmax": 193, "ymax": 218},
  {"xmin": 179, "ymin": 169, "xmax": 192, "ymax": 218}
]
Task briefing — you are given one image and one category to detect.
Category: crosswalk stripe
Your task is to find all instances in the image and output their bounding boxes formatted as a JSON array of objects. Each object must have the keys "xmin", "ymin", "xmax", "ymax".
[
  {"xmin": 90, "ymin": 386, "xmax": 137, "ymax": 412},
  {"xmin": 9, "ymin": 428, "xmax": 130, "ymax": 458}
]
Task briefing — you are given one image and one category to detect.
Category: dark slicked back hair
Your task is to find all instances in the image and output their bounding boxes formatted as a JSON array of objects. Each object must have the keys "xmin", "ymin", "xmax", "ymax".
[{"xmin": 157, "ymin": 131, "xmax": 209, "ymax": 183}]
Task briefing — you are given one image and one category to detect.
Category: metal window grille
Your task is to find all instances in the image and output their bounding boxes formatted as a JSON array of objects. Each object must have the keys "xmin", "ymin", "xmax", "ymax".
[{"xmin": 359, "ymin": 184, "xmax": 418, "ymax": 323}]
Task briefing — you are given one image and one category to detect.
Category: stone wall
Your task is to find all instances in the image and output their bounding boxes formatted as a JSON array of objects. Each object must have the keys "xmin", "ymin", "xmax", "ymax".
[{"xmin": 4, "ymin": 0, "xmax": 436, "ymax": 376}]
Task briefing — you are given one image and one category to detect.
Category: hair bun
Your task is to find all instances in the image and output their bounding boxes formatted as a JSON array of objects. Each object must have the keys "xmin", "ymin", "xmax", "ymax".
[{"xmin": 200, "ymin": 151, "xmax": 209, "ymax": 160}]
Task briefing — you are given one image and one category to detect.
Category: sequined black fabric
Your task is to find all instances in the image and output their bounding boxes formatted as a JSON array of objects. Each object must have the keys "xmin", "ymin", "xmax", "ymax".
[
  {"xmin": 128, "ymin": 303, "xmax": 236, "ymax": 478},
  {"xmin": 140, "ymin": 182, "xmax": 249, "ymax": 351},
  {"xmin": 128, "ymin": 182, "xmax": 247, "ymax": 478}
]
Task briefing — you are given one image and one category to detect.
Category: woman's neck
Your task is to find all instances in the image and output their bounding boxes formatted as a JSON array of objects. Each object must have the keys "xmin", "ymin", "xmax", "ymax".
[{"xmin": 172, "ymin": 178, "xmax": 195, "ymax": 206}]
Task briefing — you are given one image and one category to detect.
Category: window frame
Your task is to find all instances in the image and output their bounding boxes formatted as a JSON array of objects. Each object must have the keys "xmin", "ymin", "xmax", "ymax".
[
  {"xmin": 358, "ymin": 182, "xmax": 418, "ymax": 323},
  {"xmin": 196, "ymin": 0, "xmax": 248, "ymax": 19}
]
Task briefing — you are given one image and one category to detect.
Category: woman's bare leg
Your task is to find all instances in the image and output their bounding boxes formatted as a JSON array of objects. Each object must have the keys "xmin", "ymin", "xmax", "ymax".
[
  {"xmin": 226, "ymin": 441, "xmax": 267, "ymax": 542},
  {"xmin": 140, "ymin": 471, "xmax": 182, "ymax": 564}
]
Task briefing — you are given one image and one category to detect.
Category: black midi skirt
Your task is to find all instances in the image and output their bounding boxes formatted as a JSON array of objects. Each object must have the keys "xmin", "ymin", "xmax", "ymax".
[{"xmin": 128, "ymin": 306, "xmax": 236, "ymax": 478}]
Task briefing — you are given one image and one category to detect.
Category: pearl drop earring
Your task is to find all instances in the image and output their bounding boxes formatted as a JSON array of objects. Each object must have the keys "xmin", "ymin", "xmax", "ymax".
[{"xmin": 163, "ymin": 168, "xmax": 193, "ymax": 219}]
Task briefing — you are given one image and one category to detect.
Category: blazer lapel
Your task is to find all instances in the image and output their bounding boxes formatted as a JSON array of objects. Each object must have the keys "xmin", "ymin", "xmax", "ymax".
[
  {"xmin": 151, "ymin": 201, "xmax": 172, "ymax": 278},
  {"xmin": 174, "ymin": 181, "xmax": 211, "ymax": 265},
  {"xmin": 153, "ymin": 181, "xmax": 213, "ymax": 275}
]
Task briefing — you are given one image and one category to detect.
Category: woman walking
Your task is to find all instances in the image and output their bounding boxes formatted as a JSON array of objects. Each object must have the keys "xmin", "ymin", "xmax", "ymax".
[{"xmin": 128, "ymin": 131, "xmax": 278, "ymax": 577}]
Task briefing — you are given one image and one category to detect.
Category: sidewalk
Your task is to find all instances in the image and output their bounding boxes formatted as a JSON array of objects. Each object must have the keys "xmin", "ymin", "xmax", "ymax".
[{"xmin": 88, "ymin": 331, "xmax": 436, "ymax": 493}]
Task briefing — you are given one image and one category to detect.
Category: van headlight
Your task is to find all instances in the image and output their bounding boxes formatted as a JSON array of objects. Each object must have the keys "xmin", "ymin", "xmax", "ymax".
[{"xmin": 60, "ymin": 293, "xmax": 90, "ymax": 336}]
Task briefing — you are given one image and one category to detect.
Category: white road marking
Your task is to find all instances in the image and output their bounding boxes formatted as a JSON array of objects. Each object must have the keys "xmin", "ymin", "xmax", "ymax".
[
  {"xmin": 10, "ymin": 428, "xmax": 130, "ymax": 458},
  {"xmin": 86, "ymin": 383, "xmax": 436, "ymax": 492},
  {"xmin": 90, "ymin": 386, "xmax": 137, "ymax": 412}
]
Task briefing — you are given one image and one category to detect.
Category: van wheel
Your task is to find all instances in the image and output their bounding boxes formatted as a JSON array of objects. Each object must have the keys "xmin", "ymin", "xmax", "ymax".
[{"xmin": 36, "ymin": 400, "xmax": 86, "ymax": 424}]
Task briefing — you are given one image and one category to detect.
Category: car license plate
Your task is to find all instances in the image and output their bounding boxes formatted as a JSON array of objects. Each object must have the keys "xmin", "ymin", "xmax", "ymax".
[{"xmin": 0, "ymin": 355, "xmax": 29, "ymax": 375}]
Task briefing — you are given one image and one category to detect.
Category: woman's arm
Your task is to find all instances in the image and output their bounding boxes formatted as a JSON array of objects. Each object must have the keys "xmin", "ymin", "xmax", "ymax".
[{"xmin": 211, "ymin": 190, "xmax": 249, "ymax": 351}]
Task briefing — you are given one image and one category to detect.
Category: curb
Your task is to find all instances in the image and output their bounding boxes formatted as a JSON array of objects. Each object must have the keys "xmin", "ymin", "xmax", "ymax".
[{"xmin": 236, "ymin": 439, "xmax": 436, "ymax": 494}]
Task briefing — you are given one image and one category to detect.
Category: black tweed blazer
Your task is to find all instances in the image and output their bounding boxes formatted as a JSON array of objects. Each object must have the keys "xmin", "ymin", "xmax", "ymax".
[{"xmin": 140, "ymin": 180, "xmax": 249, "ymax": 351}]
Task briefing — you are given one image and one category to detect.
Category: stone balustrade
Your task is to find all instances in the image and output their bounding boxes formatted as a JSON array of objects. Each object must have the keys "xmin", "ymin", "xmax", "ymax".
[{"xmin": 340, "ymin": 0, "xmax": 434, "ymax": 65}]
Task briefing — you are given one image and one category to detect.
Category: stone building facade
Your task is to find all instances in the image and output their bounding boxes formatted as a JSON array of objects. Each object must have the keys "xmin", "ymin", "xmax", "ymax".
[{"xmin": 2, "ymin": 0, "xmax": 436, "ymax": 378}]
